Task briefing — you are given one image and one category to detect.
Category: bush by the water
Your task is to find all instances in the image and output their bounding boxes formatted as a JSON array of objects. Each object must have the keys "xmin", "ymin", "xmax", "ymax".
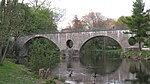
[
  {"xmin": 27, "ymin": 38, "xmax": 60, "ymax": 72},
  {"xmin": 123, "ymin": 50, "xmax": 150, "ymax": 59}
]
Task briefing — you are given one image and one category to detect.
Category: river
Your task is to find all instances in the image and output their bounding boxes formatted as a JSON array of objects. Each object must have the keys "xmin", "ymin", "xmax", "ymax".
[{"xmin": 51, "ymin": 50, "xmax": 150, "ymax": 84}]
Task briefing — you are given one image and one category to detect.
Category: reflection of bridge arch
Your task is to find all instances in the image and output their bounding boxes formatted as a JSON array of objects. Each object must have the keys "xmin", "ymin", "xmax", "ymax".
[
  {"xmin": 93, "ymin": 60, "xmax": 150, "ymax": 83},
  {"xmin": 52, "ymin": 59, "xmax": 132, "ymax": 83},
  {"xmin": 79, "ymin": 60, "xmax": 131, "ymax": 83},
  {"xmin": 140, "ymin": 61, "xmax": 150, "ymax": 75}
]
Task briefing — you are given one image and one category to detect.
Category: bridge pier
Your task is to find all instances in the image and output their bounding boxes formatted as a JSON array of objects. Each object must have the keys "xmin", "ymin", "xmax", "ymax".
[{"xmin": 60, "ymin": 49, "xmax": 79, "ymax": 62}]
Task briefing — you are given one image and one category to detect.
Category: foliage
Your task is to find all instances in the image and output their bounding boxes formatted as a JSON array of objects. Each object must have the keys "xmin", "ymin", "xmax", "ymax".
[
  {"xmin": 129, "ymin": 60, "xmax": 150, "ymax": 83},
  {"xmin": 80, "ymin": 49, "xmax": 122, "ymax": 75},
  {"xmin": 123, "ymin": 50, "xmax": 150, "ymax": 58},
  {"xmin": 0, "ymin": 0, "xmax": 61, "ymax": 64},
  {"xmin": 81, "ymin": 36, "xmax": 121, "ymax": 52},
  {"xmin": 80, "ymin": 36, "xmax": 122, "ymax": 73},
  {"xmin": 11, "ymin": 42, "xmax": 20, "ymax": 63},
  {"xmin": 0, "ymin": 0, "xmax": 58, "ymax": 38},
  {"xmin": 27, "ymin": 38, "xmax": 60, "ymax": 72},
  {"xmin": 23, "ymin": 6, "xmax": 57, "ymax": 35},
  {"xmin": 145, "ymin": 38, "xmax": 150, "ymax": 47},
  {"xmin": 0, "ymin": 59, "xmax": 38, "ymax": 84},
  {"xmin": 124, "ymin": 0, "xmax": 150, "ymax": 50},
  {"xmin": 46, "ymin": 79, "xmax": 56, "ymax": 84},
  {"xmin": 45, "ymin": 76, "xmax": 65, "ymax": 84},
  {"xmin": 115, "ymin": 16, "xmax": 128, "ymax": 29},
  {"xmin": 54, "ymin": 76, "xmax": 65, "ymax": 82},
  {"xmin": 8, "ymin": 2, "xmax": 28, "ymax": 39},
  {"xmin": 0, "ymin": 0, "xmax": 12, "ymax": 64},
  {"xmin": 6, "ymin": 1, "xmax": 60, "ymax": 36}
]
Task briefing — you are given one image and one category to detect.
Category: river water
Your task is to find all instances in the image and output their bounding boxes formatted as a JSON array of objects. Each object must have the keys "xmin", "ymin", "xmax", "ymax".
[{"xmin": 51, "ymin": 51, "xmax": 150, "ymax": 84}]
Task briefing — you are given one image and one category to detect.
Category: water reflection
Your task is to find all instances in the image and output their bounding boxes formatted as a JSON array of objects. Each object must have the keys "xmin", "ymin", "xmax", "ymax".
[
  {"xmin": 80, "ymin": 50, "xmax": 122, "ymax": 76},
  {"xmin": 128, "ymin": 60, "xmax": 150, "ymax": 84},
  {"xmin": 51, "ymin": 50, "xmax": 150, "ymax": 84}
]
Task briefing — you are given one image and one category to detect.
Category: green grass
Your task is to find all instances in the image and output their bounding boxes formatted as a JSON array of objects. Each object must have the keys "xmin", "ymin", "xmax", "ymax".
[
  {"xmin": 123, "ymin": 50, "xmax": 150, "ymax": 59},
  {"xmin": 0, "ymin": 59, "xmax": 38, "ymax": 84}
]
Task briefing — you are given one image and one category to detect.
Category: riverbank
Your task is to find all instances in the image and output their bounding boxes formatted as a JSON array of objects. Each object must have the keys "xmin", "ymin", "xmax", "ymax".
[
  {"xmin": 122, "ymin": 50, "xmax": 150, "ymax": 60},
  {"xmin": 0, "ymin": 59, "xmax": 65, "ymax": 84},
  {"xmin": 0, "ymin": 59, "xmax": 39, "ymax": 84}
]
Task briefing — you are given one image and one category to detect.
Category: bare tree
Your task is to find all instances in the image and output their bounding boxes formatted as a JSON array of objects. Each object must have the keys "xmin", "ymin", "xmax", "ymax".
[
  {"xmin": 103, "ymin": 18, "xmax": 116, "ymax": 29},
  {"xmin": 81, "ymin": 12, "xmax": 105, "ymax": 29}
]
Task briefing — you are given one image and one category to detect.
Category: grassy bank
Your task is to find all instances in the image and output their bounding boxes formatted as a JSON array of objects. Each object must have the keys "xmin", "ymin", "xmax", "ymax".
[
  {"xmin": 123, "ymin": 50, "xmax": 150, "ymax": 59},
  {"xmin": 0, "ymin": 59, "xmax": 65, "ymax": 84},
  {"xmin": 0, "ymin": 59, "xmax": 38, "ymax": 84}
]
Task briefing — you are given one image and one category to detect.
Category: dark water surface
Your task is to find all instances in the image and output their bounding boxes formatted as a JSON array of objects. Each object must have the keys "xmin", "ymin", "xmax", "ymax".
[{"xmin": 52, "ymin": 51, "xmax": 150, "ymax": 84}]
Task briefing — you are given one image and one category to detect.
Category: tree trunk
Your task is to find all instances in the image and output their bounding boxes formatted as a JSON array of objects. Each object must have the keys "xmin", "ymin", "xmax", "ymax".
[
  {"xmin": 0, "ymin": 40, "xmax": 10, "ymax": 65},
  {"xmin": 0, "ymin": 45, "xmax": 3, "ymax": 65},
  {"xmin": 139, "ymin": 42, "xmax": 142, "ymax": 51}
]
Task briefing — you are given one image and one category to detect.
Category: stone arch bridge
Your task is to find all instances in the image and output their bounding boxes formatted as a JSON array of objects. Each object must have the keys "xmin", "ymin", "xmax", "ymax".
[
  {"xmin": 17, "ymin": 30, "xmax": 136, "ymax": 56},
  {"xmin": 16, "ymin": 30, "xmax": 138, "ymax": 63}
]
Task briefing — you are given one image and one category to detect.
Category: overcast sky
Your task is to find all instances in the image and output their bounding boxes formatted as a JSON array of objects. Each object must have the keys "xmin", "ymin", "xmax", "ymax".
[
  {"xmin": 21, "ymin": 0, "xmax": 150, "ymax": 30},
  {"xmin": 50, "ymin": 0, "xmax": 150, "ymax": 30}
]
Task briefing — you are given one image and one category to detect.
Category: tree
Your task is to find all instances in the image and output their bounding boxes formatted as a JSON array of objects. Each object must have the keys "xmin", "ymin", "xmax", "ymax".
[
  {"xmin": 103, "ymin": 18, "xmax": 116, "ymax": 29},
  {"xmin": 23, "ymin": 6, "xmax": 57, "ymax": 35},
  {"xmin": 71, "ymin": 15, "xmax": 84, "ymax": 31},
  {"xmin": 0, "ymin": 0, "xmax": 32, "ymax": 65},
  {"xmin": 5, "ymin": 0, "xmax": 62, "ymax": 36},
  {"xmin": 9, "ymin": 2, "xmax": 29, "ymax": 40},
  {"xmin": 28, "ymin": 0, "xmax": 65, "ymax": 26},
  {"xmin": 62, "ymin": 15, "xmax": 84, "ymax": 32},
  {"xmin": 124, "ymin": 0, "xmax": 150, "ymax": 50},
  {"xmin": 81, "ymin": 12, "xmax": 116, "ymax": 30},
  {"xmin": 27, "ymin": 38, "xmax": 60, "ymax": 72},
  {"xmin": 0, "ymin": 0, "xmax": 62, "ymax": 64},
  {"xmin": 115, "ymin": 16, "xmax": 128, "ymax": 30},
  {"xmin": 81, "ymin": 12, "xmax": 105, "ymax": 29},
  {"xmin": 0, "ymin": 0, "xmax": 11, "ymax": 65}
]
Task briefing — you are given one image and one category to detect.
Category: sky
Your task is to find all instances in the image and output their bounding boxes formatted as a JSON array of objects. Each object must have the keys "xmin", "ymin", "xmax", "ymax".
[
  {"xmin": 50, "ymin": 0, "xmax": 150, "ymax": 30},
  {"xmin": 21, "ymin": 0, "xmax": 150, "ymax": 30}
]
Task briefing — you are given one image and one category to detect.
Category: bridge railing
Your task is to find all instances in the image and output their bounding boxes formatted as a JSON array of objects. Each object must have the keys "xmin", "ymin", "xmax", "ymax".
[{"xmin": 20, "ymin": 28, "xmax": 129, "ymax": 36}]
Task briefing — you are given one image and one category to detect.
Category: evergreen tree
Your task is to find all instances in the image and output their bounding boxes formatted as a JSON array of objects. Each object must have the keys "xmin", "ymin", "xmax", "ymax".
[{"xmin": 124, "ymin": 0, "xmax": 150, "ymax": 50}]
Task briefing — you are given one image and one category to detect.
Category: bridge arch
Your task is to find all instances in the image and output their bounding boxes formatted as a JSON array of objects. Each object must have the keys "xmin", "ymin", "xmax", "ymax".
[
  {"xmin": 18, "ymin": 34, "xmax": 62, "ymax": 50},
  {"xmin": 24, "ymin": 36, "xmax": 59, "ymax": 48},
  {"xmin": 19, "ymin": 36, "xmax": 61, "ymax": 64},
  {"xmin": 79, "ymin": 35, "xmax": 123, "ymax": 52},
  {"xmin": 20, "ymin": 36, "xmax": 60, "ymax": 57},
  {"xmin": 25, "ymin": 36, "xmax": 59, "ymax": 48},
  {"xmin": 24, "ymin": 36, "xmax": 59, "ymax": 47}
]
